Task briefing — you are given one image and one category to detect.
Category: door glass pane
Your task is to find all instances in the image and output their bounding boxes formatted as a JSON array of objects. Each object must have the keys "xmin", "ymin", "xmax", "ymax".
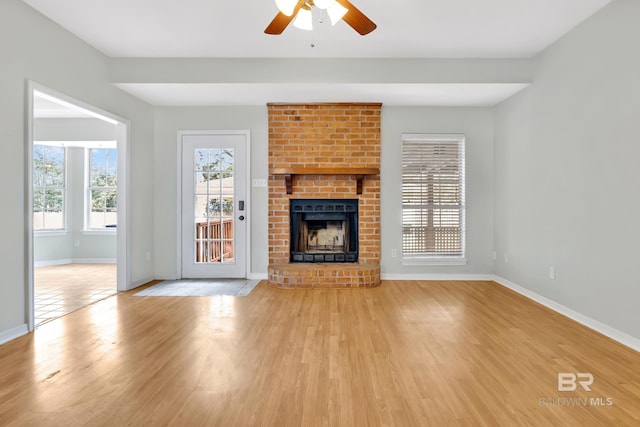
[{"xmin": 193, "ymin": 147, "xmax": 234, "ymax": 264}]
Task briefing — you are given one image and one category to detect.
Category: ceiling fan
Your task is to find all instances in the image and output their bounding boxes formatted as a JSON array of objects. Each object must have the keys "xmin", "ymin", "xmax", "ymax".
[{"xmin": 265, "ymin": 0, "xmax": 377, "ymax": 36}]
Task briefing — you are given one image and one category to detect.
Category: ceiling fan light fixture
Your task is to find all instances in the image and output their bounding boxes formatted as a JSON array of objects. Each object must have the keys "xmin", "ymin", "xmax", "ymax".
[
  {"xmin": 265, "ymin": 0, "xmax": 375, "ymax": 36},
  {"xmin": 275, "ymin": 0, "xmax": 298, "ymax": 16},
  {"xmin": 327, "ymin": 2, "xmax": 348, "ymax": 25},
  {"xmin": 293, "ymin": 7, "xmax": 314, "ymax": 31}
]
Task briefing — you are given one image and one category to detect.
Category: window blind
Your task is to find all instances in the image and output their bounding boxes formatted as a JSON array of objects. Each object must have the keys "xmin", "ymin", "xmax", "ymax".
[{"xmin": 402, "ymin": 135, "xmax": 465, "ymax": 256}]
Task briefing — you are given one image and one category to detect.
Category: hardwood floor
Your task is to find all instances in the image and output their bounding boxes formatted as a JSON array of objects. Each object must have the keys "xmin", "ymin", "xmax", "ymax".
[{"xmin": 0, "ymin": 280, "xmax": 638, "ymax": 426}]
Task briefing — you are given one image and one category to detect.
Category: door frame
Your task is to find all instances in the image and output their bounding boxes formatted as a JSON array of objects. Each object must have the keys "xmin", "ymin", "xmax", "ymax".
[
  {"xmin": 26, "ymin": 81, "xmax": 131, "ymax": 331},
  {"xmin": 176, "ymin": 130, "xmax": 251, "ymax": 279}
]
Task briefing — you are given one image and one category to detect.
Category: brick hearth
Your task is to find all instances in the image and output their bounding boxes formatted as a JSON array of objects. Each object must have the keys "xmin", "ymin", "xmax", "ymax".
[{"xmin": 268, "ymin": 103, "xmax": 381, "ymax": 289}]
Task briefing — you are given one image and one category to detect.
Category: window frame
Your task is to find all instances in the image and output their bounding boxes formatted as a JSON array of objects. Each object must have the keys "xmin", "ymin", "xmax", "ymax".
[
  {"xmin": 33, "ymin": 143, "xmax": 67, "ymax": 233},
  {"xmin": 401, "ymin": 133, "xmax": 467, "ymax": 266},
  {"xmin": 85, "ymin": 147, "xmax": 118, "ymax": 233}
]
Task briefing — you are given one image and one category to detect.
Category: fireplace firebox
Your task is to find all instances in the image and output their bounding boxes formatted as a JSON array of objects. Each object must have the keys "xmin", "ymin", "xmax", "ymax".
[{"xmin": 290, "ymin": 199, "xmax": 358, "ymax": 263}]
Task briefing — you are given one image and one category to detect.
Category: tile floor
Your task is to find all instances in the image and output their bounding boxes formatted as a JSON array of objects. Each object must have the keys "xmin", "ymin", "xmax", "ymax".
[
  {"xmin": 34, "ymin": 264, "xmax": 117, "ymax": 326},
  {"xmin": 134, "ymin": 278, "xmax": 261, "ymax": 297}
]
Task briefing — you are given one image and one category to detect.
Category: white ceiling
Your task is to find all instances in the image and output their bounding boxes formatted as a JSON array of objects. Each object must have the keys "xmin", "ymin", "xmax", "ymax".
[
  {"xmin": 23, "ymin": 0, "xmax": 611, "ymax": 58},
  {"xmin": 23, "ymin": 0, "xmax": 612, "ymax": 106},
  {"xmin": 33, "ymin": 93, "xmax": 95, "ymax": 119}
]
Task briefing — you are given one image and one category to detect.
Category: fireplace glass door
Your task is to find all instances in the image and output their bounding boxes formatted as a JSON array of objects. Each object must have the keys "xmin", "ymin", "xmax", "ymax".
[{"xmin": 290, "ymin": 199, "xmax": 358, "ymax": 263}]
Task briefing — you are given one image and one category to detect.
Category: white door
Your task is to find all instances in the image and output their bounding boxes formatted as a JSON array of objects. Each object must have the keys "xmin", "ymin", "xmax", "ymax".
[{"xmin": 181, "ymin": 132, "xmax": 248, "ymax": 278}]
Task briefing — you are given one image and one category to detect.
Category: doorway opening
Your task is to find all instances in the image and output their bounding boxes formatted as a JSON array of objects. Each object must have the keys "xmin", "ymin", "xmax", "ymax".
[{"xmin": 27, "ymin": 83, "xmax": 130, "ymax": 330}]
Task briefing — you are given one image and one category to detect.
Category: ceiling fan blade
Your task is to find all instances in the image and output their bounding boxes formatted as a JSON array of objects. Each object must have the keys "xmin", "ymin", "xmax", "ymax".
[
  {"xmin": 264, "ymin": 1, "xmax": 305, "ymax": 35},
  {"xmin": 264, "ymin": 12, "xmax": 294, "ymax": 35},
  {"xmin": 335, "ymin": 0, "xmax": 377, "ymax": 35}
]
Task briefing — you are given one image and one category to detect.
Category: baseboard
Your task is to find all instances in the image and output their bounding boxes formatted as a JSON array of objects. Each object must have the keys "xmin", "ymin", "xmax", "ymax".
[
  {"xmin": 0, "ymin": 324, "xmax": 29, "ymax": 346},
  {"xmin": 381, "ymin": 273, "xmax": 494, "ymax": 281},
  {"xmin": 493, "ymin": 275, "xmax": 640, "ymax": 353},
  {"xmin": 72, "ymin": 258, "xmax": 117, "ymax": 264},
  {"xmin": 34, "ymin": 259, "xmax": 72, "ymax": 267},
  {"xmin": 35, "ymin": 258, "xmax": 116, "ymax": 268},
  {"xmin": 128, "ymin": 276, "xmax": 157, "ymax": 290}
]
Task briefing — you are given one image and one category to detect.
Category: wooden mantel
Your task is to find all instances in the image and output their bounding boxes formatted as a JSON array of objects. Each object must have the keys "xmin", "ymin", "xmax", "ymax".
[{"xmin": 271, "ymin": 167, "xmax": 380, "ymax": 194}]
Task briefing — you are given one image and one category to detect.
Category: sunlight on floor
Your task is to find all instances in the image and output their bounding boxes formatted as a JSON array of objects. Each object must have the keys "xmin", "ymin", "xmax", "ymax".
[{"xmin": 34, "ymin": 263, "xmax": 117, "ymax": 326}]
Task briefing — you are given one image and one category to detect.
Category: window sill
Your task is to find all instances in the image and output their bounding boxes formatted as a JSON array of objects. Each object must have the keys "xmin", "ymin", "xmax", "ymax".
[
  {"xmin": 83, "ymin": 230, "xmax": 117, "ymax": 236},
  {"xmin": 34, "ymin": 230, "xmax": 67, "ymax": 237},
  {"xmin": 401, "ymin": 257, "xmax": 468, "ymax": 266}
]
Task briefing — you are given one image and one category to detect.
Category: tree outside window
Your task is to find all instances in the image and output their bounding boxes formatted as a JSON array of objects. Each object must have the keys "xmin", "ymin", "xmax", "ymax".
[
  {"xmin": 33, "ymin": 144, "xmax": 65, "ymax": 230},
  {"xmin": 88, "ymin": 148, "xmax": 117, "ymax": 229}
]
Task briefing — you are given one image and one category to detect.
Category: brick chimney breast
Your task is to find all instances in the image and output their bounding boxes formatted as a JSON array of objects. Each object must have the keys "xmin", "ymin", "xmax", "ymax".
[{"xmin": 267, "ymin": 103, "xmax": 381, "ymax": 288}]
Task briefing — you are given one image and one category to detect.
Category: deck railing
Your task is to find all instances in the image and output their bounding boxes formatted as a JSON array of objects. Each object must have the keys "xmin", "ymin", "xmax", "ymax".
[{"xmin": 196, "ymin": 219, "xmax": 234, "ymax": 262}]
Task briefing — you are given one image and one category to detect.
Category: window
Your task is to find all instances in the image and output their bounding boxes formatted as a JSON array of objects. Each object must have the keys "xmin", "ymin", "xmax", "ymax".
[
  {"xmin": 402, "ymin": 134, "xmax": 465, "ymax": 261},
  {"xmin": 33, "ymin": 144, "xmax": 65, "ymax": 231},
  {"xmin": 87, "ymin": 148, "xmax": 117, "ymax": 230}
]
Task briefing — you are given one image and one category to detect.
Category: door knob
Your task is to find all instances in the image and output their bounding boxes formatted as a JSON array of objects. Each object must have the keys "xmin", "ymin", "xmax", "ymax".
[{"xmin": 238, "ymin": 215, "xmax": 245, "ymax": 221}]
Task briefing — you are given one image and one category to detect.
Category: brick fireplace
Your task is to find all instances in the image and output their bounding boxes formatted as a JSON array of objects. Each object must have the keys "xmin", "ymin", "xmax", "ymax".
[{"xmin": 267, "ymin": 103, "xmax": 381, "ymax": 288}]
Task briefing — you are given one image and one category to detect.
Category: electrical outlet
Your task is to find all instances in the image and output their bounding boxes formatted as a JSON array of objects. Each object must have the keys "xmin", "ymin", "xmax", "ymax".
[
  {"xmin": 391, "ymin": 249, "xmax": 397, "ymax": 258},
  {"xmin": 492, "ymin": 251, "xmax": 497, "ymax": 260},
  {"xmin": 74, "ymin": 239, "xmax": 80, "ymax": 248},
  {"xmin": 146, "ymin": 251, "xmax": 151, "ymax": 261},
  {"xmin": 549, "ymin": 266, "xmax": 556, "ymax": 280},
  {"xmin": 504, "ymin": 253, "xmax": 509, "ymax": 263}
]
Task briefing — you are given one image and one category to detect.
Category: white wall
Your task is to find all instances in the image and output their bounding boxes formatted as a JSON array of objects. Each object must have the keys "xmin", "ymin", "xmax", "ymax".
[
  {"xmin": 34, "ymin": 118, "xmax": 117, "ymax": 141},
  {"xmin": 493, "ymin": 0, "xmax": 640, "ymax": 339},
  {"xmin": 0, "ymin": 0, "xmax": 154, "ymax": 335},
  {"xmin": 153, "ymin": 107, "xmax": 269, "ymax": 279},
  {"xmin": 381, "ymin": 107, "xmax": 494, "ymax": 277}
]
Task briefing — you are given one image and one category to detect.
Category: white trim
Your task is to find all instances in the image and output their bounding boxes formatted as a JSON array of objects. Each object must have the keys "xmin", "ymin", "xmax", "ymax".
[
  {"xmin": 0, "ymin": 324, "xmax": 29, "ymax": 346},
  {"xmin": 245, "ymin": 131, "xmax": 252, "ymax": 281},
  {"xmin": 249, "ymin": 273, "xmax": 268, "ymax": 280},
  {"xmin": 401, "ymin": 257, "xmax": 468, "ymax": 266},
  {"xmin": 34, "ymin": 140, "xmax": 117, "ymax": 149},
  {"xmin": 402, "ymin": 133, "xmax": 466, "ymax": 142},
  {"xmin": 34, "ymin": 259, "xmax": 72, "ymax": 268},
  {"xmin": 176, "ymin": 137, "xmax": 182, "ymax": 278},
  {"xmin": 493, "ymin": 275, "xmax": 640, "ymax": 353},
  {"xmin": 34, "ymin": 231, "xmax": 68, "ymax": 237},
  {"xmin": 27, "ymin": 81, "xmax": 132, "ymax": 330},
  {"xmin": 116, "ymin": 116, "xmax": 131, "ymax": 291},
  {"xmin": 381, "ymin": 273, "xmax": 493, "ymax": 281},
  {"xmin": 26, "ymin": 82, "xmax": 35, "ymax": 331},
  {"xmin": 34, "ymin": 258, "xmax": 117, "ymax": 268},
  {"xmin": 73, "ymin": 258, "xmax": 117, "ymax": 264},
  {"xmin": 128, "ymin": 276, "xmax": 156, "ymax": 290},
  {"xmin": 82, "ymin": 230, "xmax": 117, "ymax": 236}
]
